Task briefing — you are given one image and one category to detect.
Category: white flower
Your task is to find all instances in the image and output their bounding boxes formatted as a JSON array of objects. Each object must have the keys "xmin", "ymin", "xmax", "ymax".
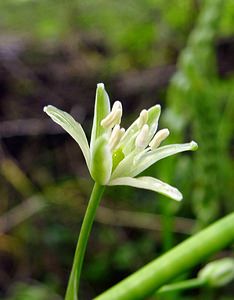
[{"xmin": 44, "ymin": 83, "xmax": 198, "ymax": 201}]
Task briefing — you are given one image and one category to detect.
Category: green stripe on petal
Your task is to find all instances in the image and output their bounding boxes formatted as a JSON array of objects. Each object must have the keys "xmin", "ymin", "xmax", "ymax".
[
  {"xmin": 130, "ymin": 141, "xmax": 198, "ymax": 177},
  {"xmin": 120, "ymin": 105, "xmax": 161, "ymax": 155},
  {"xmin": 147, "ymin": 104, "xmax": 161, "ymax": 141},
  {"xmin": 109, "ymin": 176, "xmax": 183, "ymax": 201},
  {"xmin": 90, "ymin": 83, "xmax": 110, "ymax": 152},
  {"xmin": 44, "ymin": 105, "xmax": 91, "ymax": 169},
  {"xmin": 90, "ymin": 136, "xmax": 112, "ymax": 185}
]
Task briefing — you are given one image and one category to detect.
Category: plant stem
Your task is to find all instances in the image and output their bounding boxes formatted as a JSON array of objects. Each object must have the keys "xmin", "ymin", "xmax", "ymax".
[
  {"xmin": 156, "ymin": 278, "xmax": 205, "ymax": 294},
  {"xmin": 65, "ymin": 182, "xmax": 105, "ymax": 300},
  {"xmin": 160, "ymin": 201, "xmax": 174, "ymax": 251},
  {"xmin": 95, "ymin": 213, "xmax": 234, "ymax": 300}
]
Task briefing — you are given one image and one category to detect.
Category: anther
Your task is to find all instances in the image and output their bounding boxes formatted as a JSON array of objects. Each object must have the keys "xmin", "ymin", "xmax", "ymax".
[
  {"xmin": 101, "ymin": 101, "xmax": 123, "ymax": 129},
  {"xmin": 149, "ymin": 128, "xmax": 170, "ymax": 149},
  {"xmin": 135, "ymin": 124, "xmax": 149, "ymax": 149},
  {"xmin": 112, "ymin": 101, "xmax": 122, "ymax": 111},
  {"xmin": 137, "ymin": 109, "xmax": 148, "ymax": 129},
  {"xmin": 109, "ymin": 125, "xmax": 125, "ymax": 151}
]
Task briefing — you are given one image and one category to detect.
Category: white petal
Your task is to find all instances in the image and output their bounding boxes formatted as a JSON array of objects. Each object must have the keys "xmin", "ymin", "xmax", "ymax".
[
  {"xmin": 130, "ymin": 141, "xmax": 198, "ymax": 177},
  {"xmin": 109, "ymin": 176, "xmax": 183, "ymax": 201},
  {"xmin": 112, "ymin": 141, "xmax": 197, "ymax": 179},
  {"xmin": 44, "ymin": 105, "xmax": 90, "ymax": 169}
]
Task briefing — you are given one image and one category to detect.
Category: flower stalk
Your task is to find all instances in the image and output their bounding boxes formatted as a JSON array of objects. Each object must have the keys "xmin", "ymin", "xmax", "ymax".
[
  {"xmin": 156, "ymin": 278, "xmax": 205, "ymax": 294},
  {"xmin": 65, "ymin": 183, "xmax": 105, "ymax": 300}
]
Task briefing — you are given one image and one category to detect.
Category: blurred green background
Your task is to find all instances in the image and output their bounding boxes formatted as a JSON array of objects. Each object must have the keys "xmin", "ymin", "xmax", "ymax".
[{"xmin": 0, "ymin": 0, "xmax": 233, "ymax": 299}]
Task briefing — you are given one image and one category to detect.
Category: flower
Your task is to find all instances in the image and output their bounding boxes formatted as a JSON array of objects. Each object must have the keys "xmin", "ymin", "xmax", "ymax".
[
  {"xmin": 44, "ymin": 83, "xmax": 198, "ymax": 201},
  {"xmin": 198, "ymin": 258, "xmax": 234, "ymax": 287}
]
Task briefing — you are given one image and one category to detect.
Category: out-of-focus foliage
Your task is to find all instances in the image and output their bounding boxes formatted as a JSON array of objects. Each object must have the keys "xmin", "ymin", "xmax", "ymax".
[
  {"xmin": 164, "ymin": 0, "xmax": 234, "ymax": 228},
  {"xmin": 0, "ymin": 0, "xmax": 233, "ymax": 73},
  {"xmin": 5, "ymin": 282, "xmax": 61, "ymax": 300}
]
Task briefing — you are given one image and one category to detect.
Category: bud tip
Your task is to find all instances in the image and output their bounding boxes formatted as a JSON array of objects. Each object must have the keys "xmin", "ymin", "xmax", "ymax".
[{"xmin": 190, "ymin": 141, "xmax": 198, "ymax": 151}]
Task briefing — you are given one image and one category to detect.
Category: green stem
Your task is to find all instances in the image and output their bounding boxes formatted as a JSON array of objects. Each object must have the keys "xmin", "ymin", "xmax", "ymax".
[
  {"xmin": 65, "ymin": 182, "xmax": 105, "ymax": 300},
  {"xmin": 157, "ymin": 278, "xmax": 205, "ymax": 294},
  {"xmin": 160, "ymin": 202, "xmax": 174, "ymax": 251},
  {"xmin": 95, "ymin": 213, "xmax": 234, "ymax": 300}
]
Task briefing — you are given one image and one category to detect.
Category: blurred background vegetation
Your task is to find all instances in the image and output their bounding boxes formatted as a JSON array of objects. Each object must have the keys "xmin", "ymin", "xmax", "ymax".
[{"xmin": 0, "ymin": 0, "xmax": 233, "ymax": 299}]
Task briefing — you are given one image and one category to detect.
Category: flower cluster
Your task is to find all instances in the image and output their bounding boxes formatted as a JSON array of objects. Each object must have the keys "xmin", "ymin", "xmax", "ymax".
[{"xmin": 44, "ymin": 83, "xmax": 197, "ymax": 201}]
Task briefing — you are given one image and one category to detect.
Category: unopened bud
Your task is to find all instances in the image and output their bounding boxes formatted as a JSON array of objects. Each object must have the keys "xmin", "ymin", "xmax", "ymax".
[
  {"xmin": 149, "ymin": 128, "xmax": 170, "ymax": 149},
  {"xmin": 198, "ymin": 258, "xmax": 234, "ymax": 287}
]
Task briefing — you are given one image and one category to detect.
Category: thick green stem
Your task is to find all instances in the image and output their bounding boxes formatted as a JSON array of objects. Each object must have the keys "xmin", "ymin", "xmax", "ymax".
[
  {"xmin": 95, "ymin": 213, "xmax": 234, "ymax": 300},
  {"xmin": 65, "ymin": 182, "xmax": 105, "ymax": 300}
]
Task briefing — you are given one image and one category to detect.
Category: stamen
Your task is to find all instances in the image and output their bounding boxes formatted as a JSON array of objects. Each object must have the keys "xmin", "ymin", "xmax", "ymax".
[
  {"xmin": 149, "ymin": 128, "xmax": 170, "ymax": 149},
  {"xmin": 135, "ymin": 124, "xmax": 149, "ymax": 149},
  {"xmin": 101, "ymin": 101, "xmax": 123, "ymax": 129},
  {"xmin": 112, "ymin": 101, "xmax": 122, "ymax": 111},
  {"xmin": 109, "ymin": 125, "xmax": 125, "ymax": 151},
  {"xmin": 137, "ymin": 109, "xmax": 148, "ymax": 129},
  {"xmin": 120, "ymin": 127, "xmax": 126, "ymax": 135}
]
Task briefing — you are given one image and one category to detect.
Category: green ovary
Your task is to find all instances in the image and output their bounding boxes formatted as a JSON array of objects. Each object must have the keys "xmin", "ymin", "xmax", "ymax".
[{"xmin": 112, "ymin": 148, "xmax": 125, "ymax": 171}]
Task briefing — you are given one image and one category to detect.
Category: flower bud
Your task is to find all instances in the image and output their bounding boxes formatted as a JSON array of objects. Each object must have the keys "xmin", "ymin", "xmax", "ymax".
[{"xmin": 198, "ymin": 258, "xmax": 234, "ymax": 287}]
